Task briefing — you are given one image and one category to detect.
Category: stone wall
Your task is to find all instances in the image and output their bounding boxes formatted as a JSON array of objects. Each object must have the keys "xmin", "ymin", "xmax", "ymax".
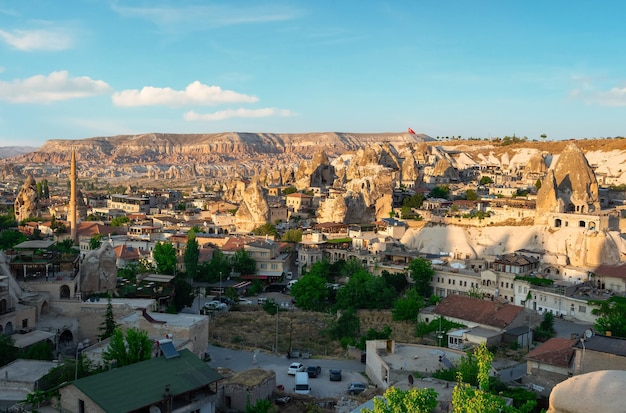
[{"xmin": 59, "ymin": 384, "xmax": 107, "ymax": 413}]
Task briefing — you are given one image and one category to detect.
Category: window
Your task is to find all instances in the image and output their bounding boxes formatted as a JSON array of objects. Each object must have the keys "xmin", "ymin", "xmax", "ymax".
[{"xmin": 578, "ymin": 305, "xmax": 586, "ymax": 313}]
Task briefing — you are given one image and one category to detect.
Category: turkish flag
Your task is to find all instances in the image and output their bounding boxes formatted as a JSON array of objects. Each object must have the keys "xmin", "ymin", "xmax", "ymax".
[{"xmin": 408, "ymin": 128, "xmax": 415, "ymax": 134}]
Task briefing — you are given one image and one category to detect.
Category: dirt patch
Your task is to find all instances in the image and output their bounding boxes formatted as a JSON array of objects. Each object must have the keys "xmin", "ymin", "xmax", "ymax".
[{"xmin": 210, "ymin": 307, "xmax": 425, "ymax": 356}]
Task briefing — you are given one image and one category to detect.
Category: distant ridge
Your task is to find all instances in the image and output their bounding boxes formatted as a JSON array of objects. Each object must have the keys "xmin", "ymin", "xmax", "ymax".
[
  {"xmin": 0, "ymin": 146, "xmax": 38, "ymax": 159},
  {"xmin": 11, "ymin": 131, "xmax": 433, "ymax": 164}
]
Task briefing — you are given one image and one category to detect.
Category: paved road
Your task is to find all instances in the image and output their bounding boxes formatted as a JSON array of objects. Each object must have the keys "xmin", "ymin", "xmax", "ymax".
[{"xmin": 206, "ymin": 344, "xmax": 366, "ymax": 399}]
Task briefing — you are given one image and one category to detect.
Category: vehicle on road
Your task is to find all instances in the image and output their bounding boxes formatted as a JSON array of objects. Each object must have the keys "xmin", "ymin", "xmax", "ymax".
[
  {"xmin": 238, "ymin": 297, "xmax": 253, "ymax": 305},
  {"xmin": 307, "ymin": 365, "xmax": 321, "ymax": 378},
  {"xmin": 329, "ymin": 369, "xmax": 342, "ymax": 381},
  {"xmin": 288, "ymin": 362, "xmax": 305, "ymax": 375},
  {"xmin": 203, "ymin": 301, "xmax": 227, "ymax": 311},
  {"xmin": 348, "ymin": 381, "xmax": 367, "ymax": 395},
  {"xmin": 294, "ymin": 371, "xmax": 311, "ymax": 395}
]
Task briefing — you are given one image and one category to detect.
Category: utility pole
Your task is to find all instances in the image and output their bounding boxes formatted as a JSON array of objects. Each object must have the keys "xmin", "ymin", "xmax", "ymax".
[{"xmin": 274, "ymin": 303, "xmax": 279, "ymax": 353}]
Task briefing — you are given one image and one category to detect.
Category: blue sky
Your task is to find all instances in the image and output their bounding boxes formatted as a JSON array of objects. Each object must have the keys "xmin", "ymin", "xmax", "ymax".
[{"xmin": 1, "ymin": 1, "xmax": 625, "ymax": 147}]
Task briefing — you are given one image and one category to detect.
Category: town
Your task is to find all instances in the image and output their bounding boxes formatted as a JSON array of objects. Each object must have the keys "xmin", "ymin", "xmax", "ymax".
[{"xmin": 0, "ymin": 134, "xmax": 625, "ymax": 413}]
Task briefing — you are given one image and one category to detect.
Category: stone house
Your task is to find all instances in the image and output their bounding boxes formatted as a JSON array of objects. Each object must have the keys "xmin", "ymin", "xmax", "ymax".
[
  {"xmin": 570, "ymin": 333, "xmax": 626, "ymax": 375},
  {"xmin": 217, "ymin": 368, "xmax": 276, "ymax": 413},
  {"xmin": 592, "ymin": 263, "xmax": 626, "ymax": 294},
  {"xmin": 525, "ymin": 337, "xmax": 576, "ymax": 394}
]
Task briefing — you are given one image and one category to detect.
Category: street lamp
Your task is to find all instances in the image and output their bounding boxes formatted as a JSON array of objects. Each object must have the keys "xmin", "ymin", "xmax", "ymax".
[{"xmin": 274, "ymin": 303, "xmax": 279, "ymax": 353}]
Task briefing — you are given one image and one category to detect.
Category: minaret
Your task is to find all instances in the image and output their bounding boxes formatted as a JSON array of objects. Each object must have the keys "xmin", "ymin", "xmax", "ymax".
[{"xmin": 70, "ymin": 148, "xmax": 77, "ymax": 244}]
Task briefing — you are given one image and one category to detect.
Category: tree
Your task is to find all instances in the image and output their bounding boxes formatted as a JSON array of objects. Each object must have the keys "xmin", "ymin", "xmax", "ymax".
[
  {"xmin": 290, "ymin": 274, "xmax": 329, "ymax": 311},
  {"xmin": 428, "ymin": 185, "xmax": 450, "ymax": 199},
  {"xmin": 362, "ymin": 387, "xmax": 438, "ymax": 413},
  {"xmin": 173, "ymin": 276, "xmax": 194, "ymax": 312},
  {"xmin": 479, "ymin": 176, "xmax": 493, "ymax": 185},
  {"xmin": 327, "ymin": 308, "xmax": 360, "ymax": 342},
  {"xmin": 110, "ymin": 216, "xmax": 130, "ymax": 227},
  {"xmin": 99, "ymin": 297, "xmax": 117, "ymax": 340},
  {"xmin": 535, "ymin": 179, "xmax": 542, "ymax": 191},
  {"xmin": 0, "ymin": 213, "xmax": 17, "ymax": 230},
  {"xmin": 282, "ymin": 229, "xmax": 302, "ymax": 243},
  {"xmin": 534, "ymin": 312, "xmax": 556, "ymax": 342},
  {"xmin": 592, "ymin": 297, "xmax": 626, "ymax": 338},
  {"xmin": 153, "ymin": 241, "xmax": 177, "ymax": 275},
  {"xmin": 283, "ymin": 187, "xmax": 297, "ymax": 195},
  {"xmin": 408, "ymin": 258, "xmax": 435, "ymax": 297},
  {"xmin": 540, "ymin": 133, "xmax": 547, "ymax": 140},
  {"xmin": 392, "ymin": 287, "xmax": 424, "ymax": 321},
  {"xmin": 466, "ymin": 189, "xmax": 479, "ymax": 201},
  {"xmin": 230, "ymin": 249, "xmax": 256, "ymax": 275},
  {"xmin": 184, "ymin": 231, "xmax": 200, "ymax": 280},
  {"xmin": 21, "ymin": 341, "xmax": 54, "ymax": 361},
  {"xmin": 103, "ymin": 327, "xmax": 152, "ymax": 368},
  {"xmin": 335, "ymin": 270, "xmax": 397, "ymax": 310},
  {"xmin": 0, "ymin": 334, "xmax": 18, "ymax": 367},
  {"xmin": 89, "ymin": 234, "xmax": 102, "ymax": 250},
  {"xmin": 251, "ymin": 223, "xmax": 278, "ymax": 237},
  {"xmin": 0, "ymin": 229, "xmax": 27, "ymax": 250}
]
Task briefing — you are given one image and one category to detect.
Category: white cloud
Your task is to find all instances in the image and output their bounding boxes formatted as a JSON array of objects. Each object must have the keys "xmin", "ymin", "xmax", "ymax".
[
  {"xmin": 112, "ymin": 81, "xmax": 258, "ymax": 107},
  {"xmin": 112, "ymin": 3, "xmax": 302, "ymax": 30},
  {"xmin": 184, "ymin": 107, "xmax": 293, "ymax": 121},
  {"xmin": 0, "ymin": 28, "xmax": 74, "ymax": 51},
  {"xmin": 592, "ymin": 87, "xmax": 626, "ymax": 107},
  {"xmin": 0, "ymin": 71, "xmax": 112, "ymax": 103}
]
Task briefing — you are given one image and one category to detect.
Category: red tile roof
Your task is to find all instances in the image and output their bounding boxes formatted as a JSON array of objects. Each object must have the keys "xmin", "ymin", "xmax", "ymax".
[
  {"xmin": 525, "ymin": 338, "xmax": 576, "ymax": 367},
  {"xmin": 594, "ymin": 264, "xmax": 626, "ymax": 279},
  {"xmin": 433, "ymin": 295, "xmax": 524, "ymax": 329}
]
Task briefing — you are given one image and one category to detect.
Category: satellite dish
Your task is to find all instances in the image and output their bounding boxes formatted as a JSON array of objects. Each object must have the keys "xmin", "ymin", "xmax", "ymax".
[
  {"xmin": 149, "ymin": 406, "xmax": 162, "ymax": 413},
  {"xmin": 584, "ymin": 329, "xmax": 593, "ymax": 339}
]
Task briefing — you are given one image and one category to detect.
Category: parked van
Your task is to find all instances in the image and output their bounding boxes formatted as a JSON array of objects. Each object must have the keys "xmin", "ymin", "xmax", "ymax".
[
  {"xmin": 287, "ymin": 279, "xmax": 298, "ymax": 289},
  {"xmin": 294, "ymin": 371, "xmax": 310, "ymax": 395}
]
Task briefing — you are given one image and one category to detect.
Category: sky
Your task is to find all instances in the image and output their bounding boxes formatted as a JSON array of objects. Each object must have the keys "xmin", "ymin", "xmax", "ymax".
[{"xmin": 1, "ymin": 1, "xmax": 625, "ymax": 147}]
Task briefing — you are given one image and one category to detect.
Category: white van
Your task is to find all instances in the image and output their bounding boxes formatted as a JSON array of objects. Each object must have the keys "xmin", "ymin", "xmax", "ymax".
[
  {"xmin": 287, "ymin": 279, "xmax": 298, "ymax": 289},
  {"xmin": 294, "ymin": 371, "xmax": 310, "ymax": 395}
]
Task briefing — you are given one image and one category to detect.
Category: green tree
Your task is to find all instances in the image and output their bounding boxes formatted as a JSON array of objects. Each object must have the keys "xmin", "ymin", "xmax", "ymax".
[
  {"xmin": 290, "ymin": 274, "xmax": 329, "ymax": 311},
  {"xmin": 283, "ymin": 186, "xmax": 297, "ymax": 195},
  {"xmin": 382, "ymin": 270, "xmax": 409, "ymax": 293},
  {"xmin": 0, "ymin": 229, "xmax": 27, "ymax": 250},
  {"xmin": 535, "ymin": 179, "xmax": 542, "ymax": 191},
  {"xmin": 392, "ymin": 287, "xmax": 424, "ymax": 321},
  {"xmin": 21, "ymin": 341, "xmax": 54, "ymax": 361},
  {"xmin": 592, "ymin": 297, "xmax": 626, "ymax": 338},
  {"xmin": 0, "ymin": 334, "xmax": 19, "ymax": 367},
  {"xmin": 184, "ymin": 231, "xmax": 200, "ymax": 281},
  {"xmin": 362, "ymin": 387, "xmax": 438, "ymax": 413},
  {"xmin": 327, "ymin": 308, "xmax": 360, "ymax": 341},
  {"xmin": 408, "ymin": 258, "xmax": 435, "ymax": 297},
  {"xmin": 335, "ymin": 270, "xmax": 397, "ymax": 310},
  {"xmin": 173, "ymin": 276, "xmax": 194, "ymax": 312},
  {"xmin": 0, "ymin": 213, "xmax": 17, "ymax": 229},
  {"xmin": 89, "ymin": 234, "xmax": 102, "ymax": 250},
  {"xmin": 246, "ymin": 397, "xmax": 275, "ymax": 413},
  {"xmin": 153, "ymin": 242, "xmax": 177, "ymax": 275},
  {"xmin": 251, "ymin": 223, "xmax": 278, "ymax": 237},
  {"xmin": 198, "ymin": 249, "xmax": 231, "ymax": 282},
  {"xmin": 428, "ymin": 185, "xmax": 450, "ymax": 199},
  {"xmin": 479, "ymin": 176, "xmax": 493, "ymax": 185},
  {"xmin": 282, "ymin": 229, "xmax": 303, "ymax": 243},
  {"xmin": 230, "ymin": 249, "xmax": 256, "ymax": 275},
  {"xmin": 540, "ymin": 133, "xmax": 547, "ymax": 140},
  {"xmin": 99, "ymin": 297, "xmax": 117, "ymax": 340},
  {"xmin": 303, "ymin": 259, "xmax": 332, "ymax": 281},
  {"xmin": 402, "ymin": 193, "xmax": 425, "ymax": 209},
  {"xmin": 466, "ymin": 189, "xmax": 479, "ymax": 200},
  {"xmin": 110, "ymin": 216, "xmax": 130, "ymax": 227},
  {"xmin": 102, "ymin": 327, "xmax": 152, "ymax": 368}
]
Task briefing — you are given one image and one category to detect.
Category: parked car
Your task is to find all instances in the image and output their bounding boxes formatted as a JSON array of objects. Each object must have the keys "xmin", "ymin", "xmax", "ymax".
[
  {"xmin": 306, "ymin": 365, "xmax": 321, "ymax": 378},
  {"xmin": 329, "ymin": 369, "xmax": 342, "ymax": 381},
  {"xmin": 238, "ymin": 297, "xmax": 253, "ymax": 305},
  {"xmin": 288, "ymin": 362, "xmax": 305, "ymax": 375},
  {"xmin": 348, "ymin": 382, "xmax": 367, "ymax": 395}
]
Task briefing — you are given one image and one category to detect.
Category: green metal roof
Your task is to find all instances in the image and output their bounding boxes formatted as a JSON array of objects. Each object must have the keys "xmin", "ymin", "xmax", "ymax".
[{"xmin": 73, "ymin": 349, "xmax": 221, "ymax": 412}]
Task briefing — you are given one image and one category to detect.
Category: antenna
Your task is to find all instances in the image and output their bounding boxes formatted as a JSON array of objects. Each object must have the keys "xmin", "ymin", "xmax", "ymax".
[{"xmin": 584, "ymin": 329, "xmax": 592, "ymax": 339}]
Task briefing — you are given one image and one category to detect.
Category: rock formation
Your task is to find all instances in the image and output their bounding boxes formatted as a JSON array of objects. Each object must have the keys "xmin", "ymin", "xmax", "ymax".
[
  {"xmin": 234, "ymin": 180, "xmax": 270, "ymax": 232},
  {"xmin": 14, "ymin": 175, "xmax": 40, "ymax": 222},
  {"xmin": 79, "ymin": 243, "xmax": 117, "ymax": 295},
  {"xmin": 547, "ymin": 370, "xmax": 626, "ymax": 413},
  {"xmin": 537, "ymin": 143, "xmax": 600, "ymax": 215}
]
